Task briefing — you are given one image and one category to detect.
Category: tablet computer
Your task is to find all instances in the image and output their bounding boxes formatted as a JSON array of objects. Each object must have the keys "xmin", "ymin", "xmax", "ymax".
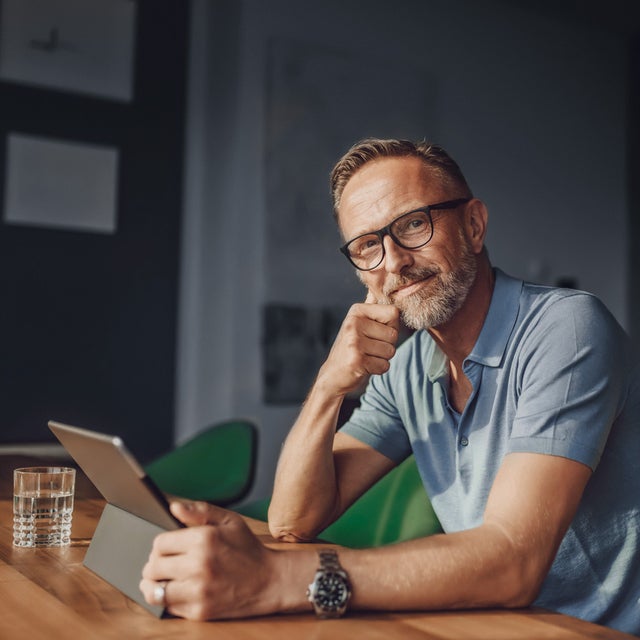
[{"xmin": 48, "ymin": 420, "xmax": 182, "ymax": 531}]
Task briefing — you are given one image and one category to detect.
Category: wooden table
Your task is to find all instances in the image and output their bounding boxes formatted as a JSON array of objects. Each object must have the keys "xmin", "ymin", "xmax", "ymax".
[{"xmin": 0, "ymin": 498, "xmax": 635, "ymax": 639}]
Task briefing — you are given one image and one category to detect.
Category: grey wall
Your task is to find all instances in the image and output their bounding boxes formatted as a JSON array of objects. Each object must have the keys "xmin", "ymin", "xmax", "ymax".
[
  {"xmin": 631, "ymin": 35, "xmax": 640, "ymax": 352},
  {"xmin": 176, "ymin": 0, "xmax": 630, "ymax": 501}
]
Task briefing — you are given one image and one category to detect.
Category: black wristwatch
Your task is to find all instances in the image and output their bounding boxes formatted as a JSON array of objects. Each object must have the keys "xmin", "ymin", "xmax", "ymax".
[{"xmin": 307, "ymin": 549, "xmax": 352, "ymax": 618}]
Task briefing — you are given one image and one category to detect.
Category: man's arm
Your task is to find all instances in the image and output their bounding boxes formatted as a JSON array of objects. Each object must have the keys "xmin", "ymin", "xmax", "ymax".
[
  {"xmin": 140, "ymin": 451, "xmax": 591, "ymax": 619},
  {"xmin": 343, "ymin": 451, "xmax": 592, "ymax": 610},
  {"xmin": 268, "ymin": 296, "xmax": 400, "ymax": 541}
]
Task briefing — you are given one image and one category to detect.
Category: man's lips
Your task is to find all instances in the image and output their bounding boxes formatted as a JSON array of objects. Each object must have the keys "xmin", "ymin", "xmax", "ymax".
[{"xmin": 388, "ymin": 275, "xmax": 434, "ymax": 300}]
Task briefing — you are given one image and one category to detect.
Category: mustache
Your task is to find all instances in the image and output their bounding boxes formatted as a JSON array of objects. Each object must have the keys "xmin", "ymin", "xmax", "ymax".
[{"xmin": 382, "ymin": 266, "xmax": 440, "ymax": 298}]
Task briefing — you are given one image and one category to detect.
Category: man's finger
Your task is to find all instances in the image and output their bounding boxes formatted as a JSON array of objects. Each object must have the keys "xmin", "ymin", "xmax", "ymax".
[
  {"xmin": 361, "ymin": 290, "xmax": 400, "ymax": 330},
  {"xmin": 170, "ymin": 500, "xmax": 231, "ymax": 526},
  {"xmin": 354, "ymin": 301, "xmax": 400, "ymax": 333}
]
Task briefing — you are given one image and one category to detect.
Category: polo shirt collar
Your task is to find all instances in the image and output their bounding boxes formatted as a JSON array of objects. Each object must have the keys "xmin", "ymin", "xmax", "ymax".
[
  {"xmin": 467, "ymin": 268, "xmax": 522, "ymax": 368},
  {"xmin": 427, "ymin": 341, "xmax": 448, "ymax": 381}
]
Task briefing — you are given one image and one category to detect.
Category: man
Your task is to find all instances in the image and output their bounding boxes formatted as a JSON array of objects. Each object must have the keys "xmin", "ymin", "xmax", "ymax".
[{"xmin": 140, "ymin": 138, "xmax": 639, "ymax": 634}]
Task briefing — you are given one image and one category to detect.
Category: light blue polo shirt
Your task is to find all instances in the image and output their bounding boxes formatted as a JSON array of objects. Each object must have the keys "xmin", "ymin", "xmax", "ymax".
[{"xmin": 340, "ymin": 269, "xmax": 640, "ymax": 635}]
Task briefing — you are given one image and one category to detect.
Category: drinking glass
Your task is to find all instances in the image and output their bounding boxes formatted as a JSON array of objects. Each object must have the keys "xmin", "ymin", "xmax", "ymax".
[{"xmin": 13, "ymin": 466, "xmax": 76, "ymax": 547}]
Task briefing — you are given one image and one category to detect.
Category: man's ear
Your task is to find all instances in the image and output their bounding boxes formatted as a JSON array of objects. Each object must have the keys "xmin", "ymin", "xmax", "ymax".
[{"xmin": 464, "ymin": 199, "xmax": 489, "ymax": 254}]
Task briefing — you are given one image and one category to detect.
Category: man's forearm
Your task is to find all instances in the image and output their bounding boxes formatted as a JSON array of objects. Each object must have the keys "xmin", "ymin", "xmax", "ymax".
[
  {"xmin": 342, "ymin": 526, "xmax": 538, "ymax": 612},
  {"xmin": 269, "ymin": 378, "xmax": 345, "ymax": 541},
  {"xmin": 268, "ymin": 522, "xmax": 541, "ymax": 619},
  {"xmin": 270, "ymin": 298, "xmax": 401, "ymax": 541}
]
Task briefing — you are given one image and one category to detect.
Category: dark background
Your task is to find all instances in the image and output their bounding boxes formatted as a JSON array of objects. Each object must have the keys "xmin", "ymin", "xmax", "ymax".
[{"xmin": 0, "ymin": 0, "xmax": 188, "ymax": 461}]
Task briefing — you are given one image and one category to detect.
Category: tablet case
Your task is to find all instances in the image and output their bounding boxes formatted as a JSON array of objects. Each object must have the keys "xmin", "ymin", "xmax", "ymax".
[{"xmin": 84, "ymin": 503, "xmax": 168, "ymax": 617}]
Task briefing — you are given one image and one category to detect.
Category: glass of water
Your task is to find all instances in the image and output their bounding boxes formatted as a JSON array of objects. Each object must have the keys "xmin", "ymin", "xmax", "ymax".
[{"xmin": 13, "ymin": 467, "xmax": 76, "ymax": 548}]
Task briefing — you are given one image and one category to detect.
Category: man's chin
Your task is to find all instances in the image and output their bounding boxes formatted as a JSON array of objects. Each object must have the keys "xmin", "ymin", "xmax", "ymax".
[
  {"xmin": 396, "ymin": 288, "xmax": 456, "ymax": 331},
  {"xmin": 396, "ymin": 298, "xmax": 431, "ymax": 331}
]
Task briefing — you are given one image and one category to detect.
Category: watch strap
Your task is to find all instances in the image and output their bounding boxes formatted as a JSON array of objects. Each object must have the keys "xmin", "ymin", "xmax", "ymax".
[{"xmin": 318, "ymin": 549, "xmax": 341, "ymax": 571}]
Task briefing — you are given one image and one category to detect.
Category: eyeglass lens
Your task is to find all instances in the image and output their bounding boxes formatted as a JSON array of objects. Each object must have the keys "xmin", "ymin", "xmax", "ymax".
[{"xmin": 346, "ymin": 209, "xmax": 432, "ymax": 270}]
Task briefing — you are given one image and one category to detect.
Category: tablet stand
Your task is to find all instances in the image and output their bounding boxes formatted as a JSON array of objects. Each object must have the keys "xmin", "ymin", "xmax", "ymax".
[{"xmin": 84, "ymin": 503, "xmax": 168, "ymax": 617}]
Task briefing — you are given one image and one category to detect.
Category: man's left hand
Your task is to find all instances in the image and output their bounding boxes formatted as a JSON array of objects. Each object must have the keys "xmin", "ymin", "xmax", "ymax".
[{"xmin": 140, "ymin": 501, "xmax": 287, "ymax": 620}]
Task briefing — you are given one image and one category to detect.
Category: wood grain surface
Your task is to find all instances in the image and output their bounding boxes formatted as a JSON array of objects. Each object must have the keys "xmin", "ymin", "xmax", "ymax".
[{"xmin": 0, "ymin": 456, "xmax": 634, "ymax": 639}]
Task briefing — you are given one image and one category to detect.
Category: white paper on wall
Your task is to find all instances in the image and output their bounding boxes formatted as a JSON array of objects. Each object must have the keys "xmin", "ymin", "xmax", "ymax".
[{"xmin": 3, "ymin": 132, "xmax": 119, "ymax": 235}]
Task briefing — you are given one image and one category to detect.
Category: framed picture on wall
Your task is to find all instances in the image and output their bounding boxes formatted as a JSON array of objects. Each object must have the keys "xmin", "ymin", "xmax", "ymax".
[
  {"xmin": 3, "ymin": 132, "xmax": 119, "ymax": 234},
  {"xmin": 0, "ymin": 0, "xmax": 137, "ymax": 102}
]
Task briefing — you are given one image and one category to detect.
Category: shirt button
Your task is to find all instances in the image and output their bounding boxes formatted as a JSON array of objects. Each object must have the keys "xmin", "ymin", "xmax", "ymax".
[{"xmin": 460, "ymin": 436, "xmax": 469, "ymax": 447}]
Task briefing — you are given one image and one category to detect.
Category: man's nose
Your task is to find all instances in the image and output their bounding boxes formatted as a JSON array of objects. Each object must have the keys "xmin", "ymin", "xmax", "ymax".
[{"xmin": 382, "ymin": 234, "xmax": 413, "ymax": 273}]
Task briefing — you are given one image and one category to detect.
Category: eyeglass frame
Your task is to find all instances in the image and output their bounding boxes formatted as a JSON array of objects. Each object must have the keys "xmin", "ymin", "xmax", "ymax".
[{"xmin": 339, "ymin": 198, "xmax": 471, "ymax": 271}]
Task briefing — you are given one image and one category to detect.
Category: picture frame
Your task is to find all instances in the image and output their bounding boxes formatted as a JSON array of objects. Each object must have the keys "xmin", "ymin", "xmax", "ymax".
[{"xmin": 0, "ymin": 0, "xmax": 137, "ymax": 102}]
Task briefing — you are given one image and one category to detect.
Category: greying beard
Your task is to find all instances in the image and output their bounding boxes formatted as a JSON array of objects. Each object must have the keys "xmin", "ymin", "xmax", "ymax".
[{"xmin": 378, "ymin": 245, "xmax": 477, "ymax": 331}]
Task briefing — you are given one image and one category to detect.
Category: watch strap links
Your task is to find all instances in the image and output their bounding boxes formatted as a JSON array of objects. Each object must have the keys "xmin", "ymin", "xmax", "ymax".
[{"xmin": 318, "ymin": 549, "xmax": 342, "ymax": 571}]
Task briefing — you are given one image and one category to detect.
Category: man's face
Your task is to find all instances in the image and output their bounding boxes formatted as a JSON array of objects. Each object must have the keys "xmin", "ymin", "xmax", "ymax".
[{"xmin": 337, "ymin": 156, "xmax": 477, "ymax": 331}]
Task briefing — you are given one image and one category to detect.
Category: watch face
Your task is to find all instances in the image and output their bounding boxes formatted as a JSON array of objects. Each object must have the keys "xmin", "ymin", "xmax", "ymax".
[{"xmin": 315, "ymin": 571, "xmax": 349, "ymax": 611}]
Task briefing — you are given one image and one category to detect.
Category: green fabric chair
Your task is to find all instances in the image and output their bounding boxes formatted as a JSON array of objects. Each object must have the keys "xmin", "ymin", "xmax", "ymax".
[
  {"xmin": 145, "ymin": 419, "xmax": 257, "ymax": 506},
  {"xmin": 236, "ymin": 455, "xmax": 442, "ymax": 548}
]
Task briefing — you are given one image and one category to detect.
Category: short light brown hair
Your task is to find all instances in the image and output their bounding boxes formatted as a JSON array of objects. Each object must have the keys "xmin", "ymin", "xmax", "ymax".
[{"xmin": 330, "ymin": 138, "xmax": 473, "ymax": 217}]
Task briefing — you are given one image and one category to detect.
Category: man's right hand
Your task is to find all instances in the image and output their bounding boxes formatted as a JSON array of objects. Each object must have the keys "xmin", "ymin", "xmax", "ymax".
[{"xmin": 316, "ymin": 290, "xmax": 400, "ymax": 397}]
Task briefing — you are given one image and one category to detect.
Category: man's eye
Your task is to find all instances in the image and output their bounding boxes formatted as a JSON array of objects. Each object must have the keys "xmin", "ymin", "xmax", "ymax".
[
  {"xmin": 401, "ymin": 215, "xmax": 427, "ymax": 231},
  {"xmin": 352, "ymin": 236, "xmax": 380, "ymax": 256},
  {"xmin": 395, "ymin": 213, "xmax": 429, "ymax": 237}
]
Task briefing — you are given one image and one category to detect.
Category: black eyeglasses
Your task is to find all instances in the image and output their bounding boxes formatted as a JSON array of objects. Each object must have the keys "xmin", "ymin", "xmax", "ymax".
[{"xmin": 339, "ymin": 198, "xmax": 471, "ymax": 271}]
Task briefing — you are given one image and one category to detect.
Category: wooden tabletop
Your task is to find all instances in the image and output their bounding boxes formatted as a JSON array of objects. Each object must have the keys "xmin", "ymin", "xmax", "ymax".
[
  {"xmin": 1, "ymin": 499, "xmax": 634, "ymax": 639},
  {"xmin": 0, "ymin": 458, "xmax": 635, "ymax": 639}
]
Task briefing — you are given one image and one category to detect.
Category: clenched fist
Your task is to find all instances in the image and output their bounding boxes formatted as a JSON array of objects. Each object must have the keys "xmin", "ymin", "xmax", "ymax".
[{"xmin": 316, "ymin": 290, "xmax": 400, "ymax": 397}]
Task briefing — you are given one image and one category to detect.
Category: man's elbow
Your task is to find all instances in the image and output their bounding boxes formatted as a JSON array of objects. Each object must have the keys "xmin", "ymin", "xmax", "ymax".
[
  {"xmin": 497, "ymin": 555, "xmax": 548, "ymax": 609},
  {"xmin": 268, "ymin": 496, "xmax": 341, "ymax": 543},
  {"xmin": 267, "ymin": 505, "xmax": 318, "ymax": 542},
  {"xmin": 501, "ymin": 579, "xmax": 541, "ymax": 609},
  {"xmin": 268, "ymin": 519, "xmax": 316, "ymax": 543}
]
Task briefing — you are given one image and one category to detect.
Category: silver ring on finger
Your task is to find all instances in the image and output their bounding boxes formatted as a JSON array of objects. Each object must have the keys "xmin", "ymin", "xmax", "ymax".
[{"xmin": 152, "ymin": 580, "xmax": 169, "ymax": 607}]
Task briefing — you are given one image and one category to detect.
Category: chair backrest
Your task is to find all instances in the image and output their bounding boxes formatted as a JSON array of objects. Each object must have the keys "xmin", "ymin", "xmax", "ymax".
[
  {"xmin": 145, "ymin": 419, "xmax": 257, "ymax": 505},
  {"xmin": 236, "ymin": 455, "xmax": 442, "ymax": 548},
  {"xmin": 318, "ymin": 455, "xmax": 442, "ymax": 547}
]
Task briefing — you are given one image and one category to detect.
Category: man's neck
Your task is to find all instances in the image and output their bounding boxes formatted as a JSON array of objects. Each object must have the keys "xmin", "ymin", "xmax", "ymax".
[{"xmin": 427, "ymin": 259, "xmax": 495, "ymax": 372}]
